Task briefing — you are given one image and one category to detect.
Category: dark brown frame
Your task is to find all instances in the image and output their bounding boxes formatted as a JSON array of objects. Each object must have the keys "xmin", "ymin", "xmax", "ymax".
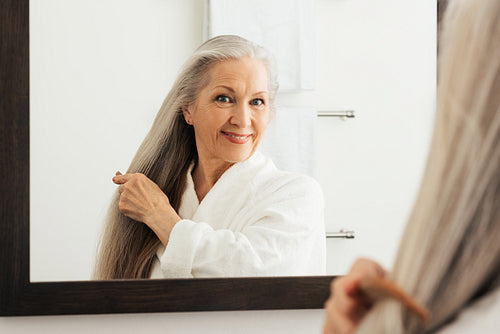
[
  {"xmin": 0, "ymin": 0, "xmax": 333, "ymax": 316},
  {"xmin": 1, "ymin": 0, "xmax": 445, "ymax": 317}
]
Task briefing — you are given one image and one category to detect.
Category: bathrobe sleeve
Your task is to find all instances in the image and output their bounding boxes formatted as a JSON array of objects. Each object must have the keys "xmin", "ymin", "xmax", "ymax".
[{"xmin": 158, "ymin": 174, "xmax": 326, "ymax": 278}]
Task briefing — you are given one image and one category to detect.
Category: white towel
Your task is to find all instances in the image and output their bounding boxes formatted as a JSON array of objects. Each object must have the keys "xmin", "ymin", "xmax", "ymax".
[
  {"xmin": 205, "ymin": 0, "xmax": 315, "ymax": 91},
  {"xmin": 259, "ymin": 106, "xmax": 317, "ymax": 177}
]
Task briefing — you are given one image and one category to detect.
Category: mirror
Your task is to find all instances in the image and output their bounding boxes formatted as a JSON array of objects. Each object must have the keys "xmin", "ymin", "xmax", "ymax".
[
  {"xmin": 30, "ymin": 0, "xmax": 327, "ymax": 281},
  {"xmin": 1, "ymin": 0, "xmax": 332, "ymax": 316},
  {"xmin": 29, "ymin": 0, "xmax": 437, "ymax": 282},
  {"xmin": 0, "ymin": 0, "xmax": 442, "ymax": 316}
]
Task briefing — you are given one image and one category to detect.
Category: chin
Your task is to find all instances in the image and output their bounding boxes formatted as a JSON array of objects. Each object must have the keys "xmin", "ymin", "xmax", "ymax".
[{"xmin": 223, "ymin": 148, "xmax": 255, "ymax": 163}]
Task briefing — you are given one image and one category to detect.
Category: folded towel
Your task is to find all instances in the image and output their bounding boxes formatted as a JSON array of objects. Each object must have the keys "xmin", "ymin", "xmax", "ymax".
[
  {"xmin": 259, "ymin": 106, "xmax": 317, "ymax": 176},
  {"xmin": 205, "ymin": 0, "xmax": 315, "ymax": 91}
]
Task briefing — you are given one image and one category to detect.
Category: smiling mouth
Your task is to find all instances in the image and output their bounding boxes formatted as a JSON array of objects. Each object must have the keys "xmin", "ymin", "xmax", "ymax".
[
  {"xmin": 221, "ymin": 131, "xmax": 252, "ymax": 144},
  {"xmin": 224, "ymin": 132, "xmax": 250, "ymax": 139}
]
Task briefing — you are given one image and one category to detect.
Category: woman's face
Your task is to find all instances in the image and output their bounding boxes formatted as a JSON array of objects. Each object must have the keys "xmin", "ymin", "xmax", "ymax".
[{"xmin": 184, "ymin": 57, "xmax": 270, "ymax": 166}]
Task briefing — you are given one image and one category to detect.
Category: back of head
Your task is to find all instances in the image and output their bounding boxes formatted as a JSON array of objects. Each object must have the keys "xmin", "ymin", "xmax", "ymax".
[{"xmin": 357, "ymin": 0, "xmax": 500, "ymax": 332}]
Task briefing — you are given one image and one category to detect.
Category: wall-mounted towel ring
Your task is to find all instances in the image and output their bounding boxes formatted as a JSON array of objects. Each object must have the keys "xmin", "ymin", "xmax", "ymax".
[
  {"xmin": 317, "ymin": 110, "xmax": 355, "ymax": 119},
  {"xmin": 326, "ymin": 229, "xmax": 355, "ymax": 239}
]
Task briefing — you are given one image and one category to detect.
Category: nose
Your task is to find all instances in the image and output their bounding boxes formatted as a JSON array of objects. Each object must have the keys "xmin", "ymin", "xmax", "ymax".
[{"xmin": 230, "ymin": 103, "xmax": 251, "ymax": 128}]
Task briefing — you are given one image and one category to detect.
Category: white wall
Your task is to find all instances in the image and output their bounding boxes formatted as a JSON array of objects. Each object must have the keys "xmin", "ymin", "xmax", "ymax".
[
  {"xmin": 30, "ymin": 0, "xmax": 205, "ymax": 281},
  {"xmin": 315, "ymin": 0, "xmax": 436, "ymax": 274},
  {"xmin": 18, "ymin": 0, "xmax": 436, "ymax": 333},
  {"xmin": 0, "ymin": 310, "xmax": 324, "ymax": 334}
]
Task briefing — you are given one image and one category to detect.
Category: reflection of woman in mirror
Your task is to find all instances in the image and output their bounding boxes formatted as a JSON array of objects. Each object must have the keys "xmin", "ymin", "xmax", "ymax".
[
  {"xmin": 323, "ymin": 0, "xmax": 500, "ymax": 332},
  {"xmin": 94, "ymin": 35, "xmax": 325, "ymax": 279}
]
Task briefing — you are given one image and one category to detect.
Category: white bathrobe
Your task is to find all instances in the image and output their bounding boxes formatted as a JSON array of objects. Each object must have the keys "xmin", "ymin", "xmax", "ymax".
[{"xmin": 150, "ymin": 151, "xmax": 325, "ymax": 278}]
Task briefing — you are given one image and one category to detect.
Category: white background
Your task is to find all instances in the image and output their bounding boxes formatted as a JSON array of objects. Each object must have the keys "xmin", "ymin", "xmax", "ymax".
[{"xmin": 9, "ymin": 0, "xmax": 436, "ymax": 333}]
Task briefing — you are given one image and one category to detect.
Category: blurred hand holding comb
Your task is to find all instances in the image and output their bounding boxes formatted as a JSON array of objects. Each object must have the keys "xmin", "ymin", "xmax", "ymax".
[{"xmin": 323, "ymin": 258, "xmax": 429, "ymax": 334}]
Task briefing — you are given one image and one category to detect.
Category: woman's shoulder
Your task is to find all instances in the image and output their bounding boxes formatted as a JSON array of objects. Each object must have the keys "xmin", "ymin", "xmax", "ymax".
[
  {"xmin": 436, "ymin": 287, "xmax": 500, "ymax": 333},
  {"xmin": 248, "ymin": 151, "xmax": 323, "ymax": 198}
]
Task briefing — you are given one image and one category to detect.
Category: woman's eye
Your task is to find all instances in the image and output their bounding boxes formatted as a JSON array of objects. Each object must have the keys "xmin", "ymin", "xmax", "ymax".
[
  {"xmin": 250, "ymin": 98, "xmax": 264, "ymax": 106},
  {"xmin": 215, "ymin": 95, "xmax": 231, "ymax": 103}
]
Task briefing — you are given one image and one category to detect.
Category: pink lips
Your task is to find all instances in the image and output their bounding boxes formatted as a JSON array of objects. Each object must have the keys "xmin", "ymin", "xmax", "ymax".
[{"xmin": 221, "ymin": 131, "xmax": 252, "ymax": 144}]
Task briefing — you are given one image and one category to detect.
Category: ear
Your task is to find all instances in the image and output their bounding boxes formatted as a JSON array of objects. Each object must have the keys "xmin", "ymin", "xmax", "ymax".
[{"xmin": 182, "ymin": 106, "xmax": 193, "ymax": 125}]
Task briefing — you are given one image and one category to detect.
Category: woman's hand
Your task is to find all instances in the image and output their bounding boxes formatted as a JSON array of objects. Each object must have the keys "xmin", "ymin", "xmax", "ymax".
[
  {"xmin": 112, "ymin": 172, "xmax": 181, "ymax": 246},
  {"xmin": 323, "ymin": 258, "xmax": 386, "ymax": 334}
]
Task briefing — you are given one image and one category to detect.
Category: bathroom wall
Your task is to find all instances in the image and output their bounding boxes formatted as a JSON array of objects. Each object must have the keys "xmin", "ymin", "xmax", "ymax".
[
  {"xmin": 30, "ymin": 0, "xmax": 207, "ymax": 281},
  {"xmin": 314, "ymin": 0, "xmax": 436, "ymax": 274}
]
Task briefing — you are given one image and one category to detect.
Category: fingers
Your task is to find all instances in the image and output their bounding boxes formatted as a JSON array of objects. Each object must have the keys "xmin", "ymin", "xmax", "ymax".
[
  {"xmin": 116, "ymin": 182, "xmax": 138, "ymax": 220},
  {"xmin": 349, "ymin": 258, "xmax": 386, "ymax": 280},
  {"xmin": 112, "ymin": 172, "xmax": 151, "ymax": 185},
  {"xmin": 324, "ymin": 279, "xmax": 367, "ymax": 334},
  {"xmin": 345, "ymin": 259, "xmax": 386, "ymax": 307},
  {"xmin": 114, "ymin": 173, "xmax": 137, "ymax": 194},
  {"xmin": 112, "ymin": 171, "xmax": 132, "ymax": 196},
  {"xmin": 324, "ymin": 297, "xmax": 361, "ymax": 334},
  {"xmin": 343, "ymin": 276, "xmax": 361, "ymax": 297},
  {"xmin": 112, "ymin": 171, "xmax": 132, "ymax": 185},
  {"xmin": 323, "ymin": 259, "xmax": 386, "ymax": 334},
  {"xmin": 332, "ymin": 276, "xmax": 371, "ymax": 318}
]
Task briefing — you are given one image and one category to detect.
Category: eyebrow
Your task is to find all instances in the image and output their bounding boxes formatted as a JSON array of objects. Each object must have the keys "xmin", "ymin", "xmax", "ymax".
[
  {"xmin": 253, "ymin": 91, "xmax": 270, "ymax": 96},
  {"xmin": 213, "ymin": 85, "xmax": 235, "ymax": 93},
  {"xmin": 212, "ymin": 85, "xmax": 269, "ymax": 96}
]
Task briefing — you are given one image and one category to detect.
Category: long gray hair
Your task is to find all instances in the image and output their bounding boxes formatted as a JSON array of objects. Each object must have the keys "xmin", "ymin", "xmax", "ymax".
[
  {"xmin": 94, "ymin": 35, "xmax": 279, "ymax": 279},
  {"xmin": 357, "ymin": 0, "xmax": 500, "ymax": 332}
]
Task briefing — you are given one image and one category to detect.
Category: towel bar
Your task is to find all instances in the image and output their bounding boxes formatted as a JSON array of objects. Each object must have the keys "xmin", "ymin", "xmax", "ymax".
[
  {"xmin": 317, "ymin": 110, "xmax": 355, "ymax": 118},
  {"xmin": 326, "ymin": 230, "xmax": 355, "ymax": 239}
]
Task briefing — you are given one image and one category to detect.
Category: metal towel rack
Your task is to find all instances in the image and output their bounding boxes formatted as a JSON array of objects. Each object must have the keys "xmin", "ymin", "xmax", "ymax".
[
  {"xmin": 326, "ymin": 230, "xmax": 355, "ymax": 239},
  {"xmin": 317, "ymin": 111, "xmax": 355, "ymax": 237},
  {"xmin": 317, "ymin": 110, "xmax": 355, "ymax": 118}
]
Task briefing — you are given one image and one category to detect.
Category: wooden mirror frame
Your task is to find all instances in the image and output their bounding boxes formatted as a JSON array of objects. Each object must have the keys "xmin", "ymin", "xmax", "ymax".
[
  {"xmin": 0, "ymin": 0, "xmax": 333, "ymax": 316},
  {"xmin": 1, "ymin": 0, "xmax": 444, "ymax": 316}
]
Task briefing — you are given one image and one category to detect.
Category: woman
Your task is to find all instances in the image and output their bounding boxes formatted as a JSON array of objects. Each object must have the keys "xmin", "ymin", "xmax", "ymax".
[
  {"xmin": 323, "ymin": 0, "xmax": 500, "ymax": 332},
  {"xmin": 94, "ymin": 35, "xmax": 325, "ymax": 280}
]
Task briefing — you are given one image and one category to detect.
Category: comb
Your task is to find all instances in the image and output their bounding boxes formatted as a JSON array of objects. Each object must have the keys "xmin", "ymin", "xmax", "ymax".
[{"xmin": 359, "ymin": 276, "xmax": 430, "ymax": 323}]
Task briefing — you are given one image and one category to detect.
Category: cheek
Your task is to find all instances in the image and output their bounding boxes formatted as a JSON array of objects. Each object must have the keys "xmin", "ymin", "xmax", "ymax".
[
  {"xmin": 255, "ymin": 111, "xmax": 270, "ymax": 135},
  {"xmin": 193, "ymin": 107, "xmax": 227, "ymax": 138}
]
